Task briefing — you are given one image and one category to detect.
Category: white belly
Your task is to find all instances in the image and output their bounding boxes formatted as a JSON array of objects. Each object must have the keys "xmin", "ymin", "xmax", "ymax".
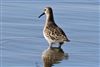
[{"xmin": 43, "ymin": 31, "xmax": 55, "ymax": 44}]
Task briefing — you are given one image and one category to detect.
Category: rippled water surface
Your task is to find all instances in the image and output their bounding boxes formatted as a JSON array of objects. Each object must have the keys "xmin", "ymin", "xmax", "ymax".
[{"xmin": 1, "ymin": 0, "xmax": 99, "ymax": 67}]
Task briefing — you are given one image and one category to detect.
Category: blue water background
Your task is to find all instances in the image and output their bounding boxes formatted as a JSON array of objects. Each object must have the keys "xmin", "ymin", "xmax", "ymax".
[{"xmin": 0, "ymin": 0, "xmax": 100, "ymax": 67}]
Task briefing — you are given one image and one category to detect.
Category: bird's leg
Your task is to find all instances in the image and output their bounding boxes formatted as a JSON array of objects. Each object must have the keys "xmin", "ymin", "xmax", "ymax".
[
  {"xmin": 58, "ymin": 44, "xmax": 62, "ymax": 48},
  {"xmin": 49, "ymin": 43, "xmax": 53, "ymax": 48},
  {"xmin": 58, "ymin": 42, "xmax": 63, "ymax": 48}
]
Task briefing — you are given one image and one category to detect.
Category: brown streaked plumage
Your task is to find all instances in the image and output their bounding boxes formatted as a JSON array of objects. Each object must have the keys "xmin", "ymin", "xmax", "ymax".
[{"xmin": 39, "ymin": 7, "xmax": 70, "ymax": 48}]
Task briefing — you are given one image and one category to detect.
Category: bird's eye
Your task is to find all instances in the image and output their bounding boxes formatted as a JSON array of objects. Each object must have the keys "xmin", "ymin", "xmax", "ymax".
[{"xmin": 44, "ymin": 9, "xmax": 46, "ymax": 11}]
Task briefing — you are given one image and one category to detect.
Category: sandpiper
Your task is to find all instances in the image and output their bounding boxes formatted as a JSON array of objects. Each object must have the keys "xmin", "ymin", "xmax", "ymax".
[{"xmin": 39, "ymin": 7, "xmax": 70, "ymax": 48}]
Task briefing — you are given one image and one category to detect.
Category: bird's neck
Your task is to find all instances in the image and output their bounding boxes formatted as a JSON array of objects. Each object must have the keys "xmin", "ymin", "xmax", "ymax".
[{"xmin": 46, "ymin": 13, "xmax": 55, "ymax": 24}]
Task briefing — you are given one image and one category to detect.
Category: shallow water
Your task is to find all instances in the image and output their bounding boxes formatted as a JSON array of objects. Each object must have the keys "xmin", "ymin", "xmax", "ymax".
[{"xmin": 0, "ymin": 0, "xmax": 99, "ymax": 67}]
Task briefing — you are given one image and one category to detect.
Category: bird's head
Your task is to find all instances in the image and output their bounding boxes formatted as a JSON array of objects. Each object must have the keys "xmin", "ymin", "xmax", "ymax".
[{"xmin": 38, "ymin": 7, "xmax": 53, "ymax": 18}]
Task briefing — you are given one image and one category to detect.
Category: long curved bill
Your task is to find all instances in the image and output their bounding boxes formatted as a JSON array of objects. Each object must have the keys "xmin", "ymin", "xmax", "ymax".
[{"xmin": 38, "ymin": 12, "xmax": 45, "ymax": 18}]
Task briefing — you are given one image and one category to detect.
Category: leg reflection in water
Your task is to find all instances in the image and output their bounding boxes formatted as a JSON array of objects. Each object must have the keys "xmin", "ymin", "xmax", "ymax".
[{"xmin": 42, "ymin": 47, "xmax": 69, "ymax": 67}]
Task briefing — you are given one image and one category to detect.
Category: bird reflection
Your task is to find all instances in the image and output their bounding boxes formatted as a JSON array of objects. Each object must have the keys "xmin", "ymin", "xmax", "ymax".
[{"xmin": 42, "ymin": 47, "xmax": 69, "ymax": 67}]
